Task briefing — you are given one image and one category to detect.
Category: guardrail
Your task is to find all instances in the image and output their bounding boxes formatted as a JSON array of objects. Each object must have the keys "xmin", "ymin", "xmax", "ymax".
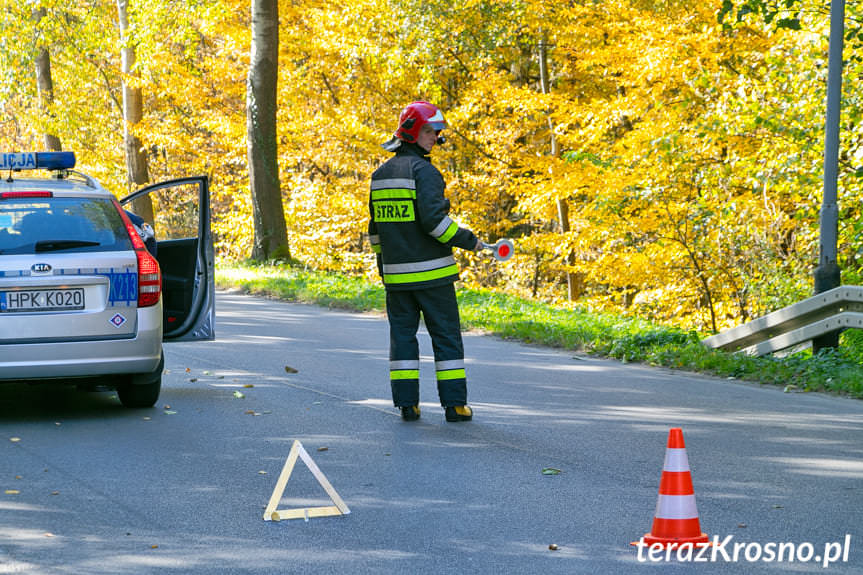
[{"xmin": 702, "ymin": 285, "xmax": 863, "ymax": 356}]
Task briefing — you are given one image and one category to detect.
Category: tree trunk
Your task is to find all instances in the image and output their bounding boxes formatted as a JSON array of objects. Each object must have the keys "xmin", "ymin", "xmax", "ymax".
[
  {"xmin": 35, "ymin": 53, "xmax": 62, "ymax": 151},
  {"xmin": 33, "ymin": 8, "xmax": 62, "ymax": 152},
  {"xmin": 35, "ymin": 50, "xmax": 62, "ymax": 151},
  {"xmin": 117, "ymin": 0, "xmax": 154, "ymax": 224},
  {"xmin": 247, "ymin": 0, "xmax": 289, "ymax": 261},
  {"xmin": 539, "ymin": 33, "xmax": 579, "ymax": 300}
]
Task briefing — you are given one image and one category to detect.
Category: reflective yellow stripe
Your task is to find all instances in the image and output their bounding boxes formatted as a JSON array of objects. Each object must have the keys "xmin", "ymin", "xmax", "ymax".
[
  {"xmin": 384, "ymin": 264, "xmax": 459, "ymax": 285},
  {"xmin": 383, "ymin": 255, "xmax": 455, "ymax": 275},
  {"xmin": 390, "ymin": 369, "xmax": 420, "ymax": 380},
  {"xmin": 436, "ymin": 369, "xmax": 466, "ymax": 381},
  {"xmin": 437, "ymin": 221, "xmax": 458, "ymax": 243},
  {"xmin": 371, "ymin": 189, "xmax": 416, "ymax": 200}
]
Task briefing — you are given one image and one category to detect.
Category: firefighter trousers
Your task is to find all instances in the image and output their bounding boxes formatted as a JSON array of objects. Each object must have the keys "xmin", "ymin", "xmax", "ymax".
[{"xmin": 386, "ymin": 283, "xmax": 467, "ymax": 408}]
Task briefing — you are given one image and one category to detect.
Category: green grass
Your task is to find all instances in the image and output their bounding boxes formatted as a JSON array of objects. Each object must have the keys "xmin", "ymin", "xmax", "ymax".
[
  {"xmin": 216, "ymin": 262, "xmax": 863, "ymax": 398},
  {"xmin": 217, "ymin": 262, "xmax": 385, "ymax": 311}
]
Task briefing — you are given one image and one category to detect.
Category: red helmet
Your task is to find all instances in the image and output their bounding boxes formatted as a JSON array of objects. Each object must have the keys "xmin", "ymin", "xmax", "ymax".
[{"xmin": 382, "ymin": 101, "xmax": 447, "ymax": 151}]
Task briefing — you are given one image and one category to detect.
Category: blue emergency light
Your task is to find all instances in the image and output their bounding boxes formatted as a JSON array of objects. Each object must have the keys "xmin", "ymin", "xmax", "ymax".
[{"xmin": 0, "ymin": 151, "xmax": 76, "ymax": 171}]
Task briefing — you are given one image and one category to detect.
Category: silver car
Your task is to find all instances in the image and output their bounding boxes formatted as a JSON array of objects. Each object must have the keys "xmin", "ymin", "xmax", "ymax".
[{"xmin": 0, "ymin": 151, "xmax": 214, "ymax": 407}]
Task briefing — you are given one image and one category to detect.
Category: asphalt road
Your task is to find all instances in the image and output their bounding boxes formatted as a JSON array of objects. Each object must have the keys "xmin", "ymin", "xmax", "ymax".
[{"xmin": 2, "ymin": 290, "xmax": 863, "ymax": 574}]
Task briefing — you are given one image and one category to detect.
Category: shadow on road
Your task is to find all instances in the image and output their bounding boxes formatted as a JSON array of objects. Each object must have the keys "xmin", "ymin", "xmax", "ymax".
[{"xmin": 0, "ymin": 382, "xmax": 123, "ymax": 422}]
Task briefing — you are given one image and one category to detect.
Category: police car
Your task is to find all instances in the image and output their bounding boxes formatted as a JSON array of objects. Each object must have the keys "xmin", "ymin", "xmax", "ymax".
[{"xmin": 0, "ymin": 152, "xmax": 214, "ymax": 407}]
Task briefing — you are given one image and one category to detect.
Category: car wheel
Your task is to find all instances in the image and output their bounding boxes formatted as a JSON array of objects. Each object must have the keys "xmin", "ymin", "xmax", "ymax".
[{"xmin": 117, "ymin": 352, "xmax": 164, "ymax": 408}]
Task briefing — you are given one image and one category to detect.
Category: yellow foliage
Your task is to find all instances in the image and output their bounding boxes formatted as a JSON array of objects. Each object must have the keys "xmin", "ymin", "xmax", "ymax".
[{"xmin": 1, "ymin": 0, "xmax": 859, "ymax": 331}]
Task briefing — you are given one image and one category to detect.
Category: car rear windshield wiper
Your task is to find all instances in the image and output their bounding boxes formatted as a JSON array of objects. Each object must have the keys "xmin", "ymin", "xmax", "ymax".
[{"xmin": 34, "ymin": 239, "xmax": 101, "ymax": 252}]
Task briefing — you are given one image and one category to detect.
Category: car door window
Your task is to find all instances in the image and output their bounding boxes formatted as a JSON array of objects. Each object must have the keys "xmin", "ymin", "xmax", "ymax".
[{"xmin": 120, "ymin": 177, "xmax": 214, "ymax": 341}]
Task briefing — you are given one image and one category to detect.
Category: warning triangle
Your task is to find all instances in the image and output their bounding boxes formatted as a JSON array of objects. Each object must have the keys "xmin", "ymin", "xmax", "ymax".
[{"xmin": 263, "ymin": 440, "xmax": 350, "ymax": 521}]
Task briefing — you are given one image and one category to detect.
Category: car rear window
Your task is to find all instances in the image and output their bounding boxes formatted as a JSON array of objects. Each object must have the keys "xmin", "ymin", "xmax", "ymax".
[{"xmin": 0, "ymin": 196, "xmax": 133, "ymax": 255}]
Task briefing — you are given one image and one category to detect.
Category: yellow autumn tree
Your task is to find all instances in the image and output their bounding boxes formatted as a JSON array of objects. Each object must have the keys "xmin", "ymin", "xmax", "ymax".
[{"xmin": 1, "ymin": 0, "xmax": 859, "ymax": 333}]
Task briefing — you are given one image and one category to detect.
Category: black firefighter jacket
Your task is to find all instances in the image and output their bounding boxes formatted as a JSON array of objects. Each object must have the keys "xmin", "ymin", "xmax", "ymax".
[{"xmin": 368, "ymin": 143, "xmax": 478, "ymax": 291}]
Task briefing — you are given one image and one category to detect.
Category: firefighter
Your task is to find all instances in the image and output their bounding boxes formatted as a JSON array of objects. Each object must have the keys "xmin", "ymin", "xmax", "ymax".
[{"xmin": 369, "ymin": 101, "xmax": 482, "ymax": 422}]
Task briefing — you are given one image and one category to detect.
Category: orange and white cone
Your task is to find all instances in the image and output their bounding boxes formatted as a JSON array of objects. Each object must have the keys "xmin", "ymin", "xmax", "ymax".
[{"xmin": 635, "ymin": 427, "xmax": 709, "ymax": 548}]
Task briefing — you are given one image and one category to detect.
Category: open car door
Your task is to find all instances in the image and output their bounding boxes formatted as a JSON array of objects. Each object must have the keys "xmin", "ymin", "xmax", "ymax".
[{"xmin": 120, "ymin": 176, "xmax": 215, "ymax": 341}]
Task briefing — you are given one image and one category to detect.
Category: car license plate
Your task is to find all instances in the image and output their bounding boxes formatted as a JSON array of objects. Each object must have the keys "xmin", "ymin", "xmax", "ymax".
[{"xmin": 0, "ymin": 288, "xmax": 85, "ymax": 312}]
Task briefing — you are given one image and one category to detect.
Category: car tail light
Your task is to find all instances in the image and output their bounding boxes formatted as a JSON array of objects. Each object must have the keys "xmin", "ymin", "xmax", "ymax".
[
  {"xmin": 1, "ymin": 191, "xmax": 53, "ymax": 199},
  {"xmin": 136, "ymin": 249, "xmax": 161, "ymax": 307},
  {"xmin": 113, "ymin": 199, "xmax": 161, "ymax": 307}
]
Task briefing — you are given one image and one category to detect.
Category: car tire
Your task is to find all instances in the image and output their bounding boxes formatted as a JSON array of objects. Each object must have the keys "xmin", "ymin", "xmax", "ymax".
[{"xmin": 117, "ymin": 352, "xmax": 164, "ymax": 408}]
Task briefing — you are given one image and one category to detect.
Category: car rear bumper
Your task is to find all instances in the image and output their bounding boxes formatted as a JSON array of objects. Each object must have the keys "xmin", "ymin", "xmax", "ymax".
[{"xmin": 0, "ymin": 306, "xmax": 162, "ymax": 380}]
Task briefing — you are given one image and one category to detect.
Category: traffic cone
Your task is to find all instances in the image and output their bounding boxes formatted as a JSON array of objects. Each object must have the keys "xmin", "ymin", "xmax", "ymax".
[{"xmin": 632, "ymin": 427, "xmax": 709, "ymax": 548}]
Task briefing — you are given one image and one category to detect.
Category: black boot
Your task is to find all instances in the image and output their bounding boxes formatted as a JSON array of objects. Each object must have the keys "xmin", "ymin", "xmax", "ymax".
[
  {"xmin": 445, "ymin": 405, "xmax": 473, "ymax": 422},
  {"xmin": 400, "ymin": 405, "xmax": 421, "ymax": 421}
]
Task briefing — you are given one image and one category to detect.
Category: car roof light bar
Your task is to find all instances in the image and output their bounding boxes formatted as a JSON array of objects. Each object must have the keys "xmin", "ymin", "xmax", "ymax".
[{"xmin": 0, "ymin": 152, "xmax": 77, "ymax": 171}]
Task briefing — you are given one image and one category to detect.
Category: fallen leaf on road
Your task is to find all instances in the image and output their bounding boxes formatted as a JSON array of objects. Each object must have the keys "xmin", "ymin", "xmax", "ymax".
[
  {"xmin": 10, "ymin": 437, "xmax": 20, "ymax": 443},
  {"xmin": 549, "ymin": 544, "xmax": 559, "ymax": 551},
  {"xmin": 738, "ymin": 523, "xmax": 747, "ymax": 528},
  {"xmin": 243, "ymin": 384, "xmax": 254, "ymax": 388},
  {"xmin": 317, "ymin": 447, "xmax": 329, "ymax": 452},
  {"xmin": 233, "ymin": 391, "xmax": 245, "ymax": 399},
  {"xmin": 258, "ymin": 470, "xmax": 267, "ymax": 475},
  {"xmin": 203, "ymin": 371, "xmax": 212, "ymax": 375},
  {"xmin": 163, "ymin": 405, "xmax": 171, "ymax": 410},
  {"xmin": 189, "ymin": 378, "xmax": 198, "ymax": 383},
  {"xmin": 43, "ymin": 533, "xmax": 54, "ymax": 538},
  {"xmin": 5, "ymin": 490, "xmax": 20, "ymax": 495},
  {"xmin": 163, "ymin": 410, "xmax": 177, "ymax": 415},
  {"xmin": 15, "ymin": 476, "xmax": 21, "ymax": 480},
  {"xmin": 51, "ymin": 491, "xmax": 59, "ymax": 496},
  {"xmin": 150, "ymin": 545, "xmax": 159, "ymax": 549},
  {"xmin": 541, "ymin": 468, "xmax": 562, "ymax": 475},
  {"xmin": 185, "ymin": 368, "xmax": 191, "ymax": 373},
  {"xmin": 284, "ymin": 366, "xmax": 298, "ymax": 374},
  {"xmin": 142, "ymin": 417, "xmax": 152, "ymax": 421}
]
